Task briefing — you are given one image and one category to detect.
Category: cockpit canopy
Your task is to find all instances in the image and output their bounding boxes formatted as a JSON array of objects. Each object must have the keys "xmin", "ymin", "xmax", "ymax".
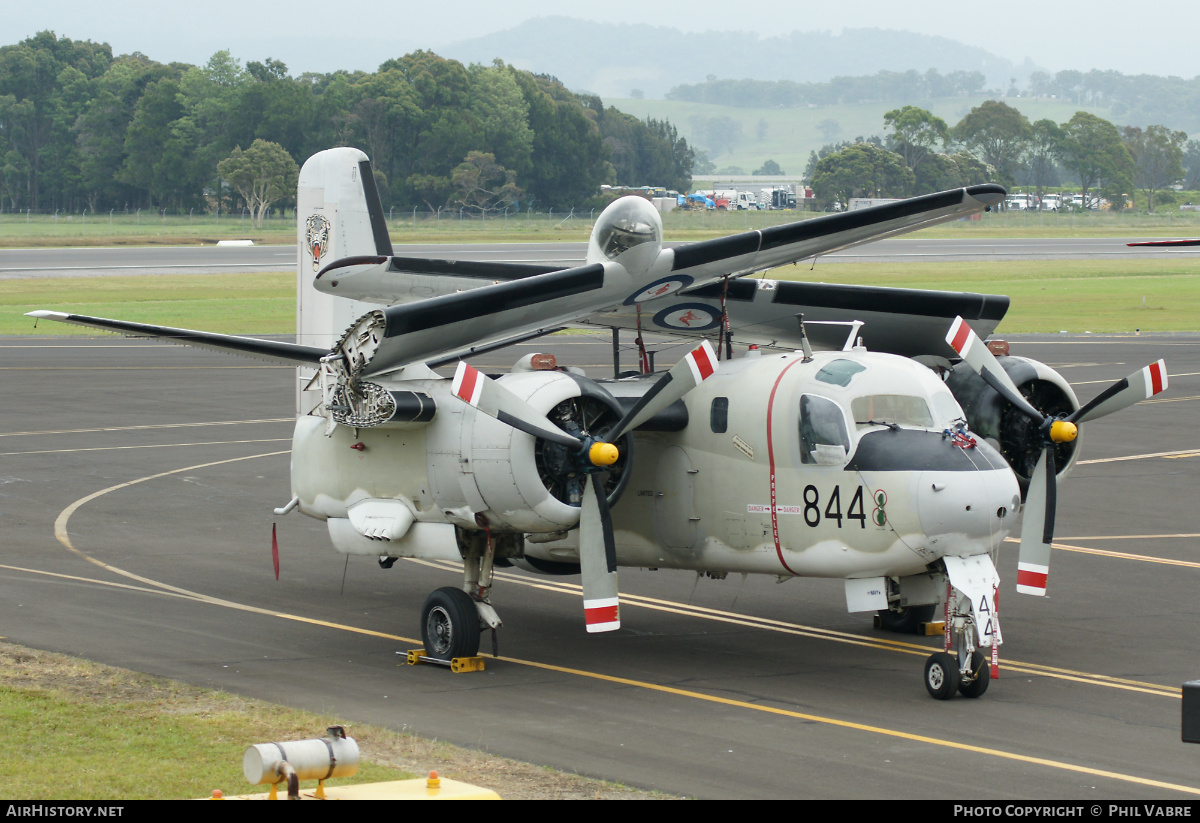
[
  {"xmin": 795, "ymin": 354, "xmax": 969, "ymax": 467},
  {"xmin": 586, "ymin": 195, "xmax": 663, "ymax": 274}
]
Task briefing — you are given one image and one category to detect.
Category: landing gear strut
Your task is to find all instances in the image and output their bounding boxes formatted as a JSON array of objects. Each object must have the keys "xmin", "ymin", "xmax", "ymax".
[
  {"xmin": 923, "ymin": 556, "xmax": 1000, "ymax": 701},
  {"xmin": 416, "ymin": 523, "xmax": 517, "ymax": 662}
]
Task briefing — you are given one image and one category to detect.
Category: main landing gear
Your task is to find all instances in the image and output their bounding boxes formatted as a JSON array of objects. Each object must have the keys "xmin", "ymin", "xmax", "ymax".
[{"xmin": 416, "ymin": 524, "xmax": 515, "ymax": 662}]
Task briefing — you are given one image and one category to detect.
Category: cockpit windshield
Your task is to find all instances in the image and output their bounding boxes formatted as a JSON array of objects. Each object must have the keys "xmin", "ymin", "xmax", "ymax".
[
  {"xmin": 851, "ymin": 395, "xmax": 935, "ymax": 430},
  {"xmin": 594, "ymin": 198, "xmax": 660, "ymax": 261}
]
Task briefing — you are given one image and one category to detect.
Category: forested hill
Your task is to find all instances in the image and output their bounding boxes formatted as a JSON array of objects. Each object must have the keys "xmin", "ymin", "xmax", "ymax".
[
  {"xmin": 0, "ymin": 33, "xmax": 694, "ymax": 214},
  {"xmin": 439, "ymin": 19, "xmax": 1024, "ymax": 99},
  {"xmin": 666, "ymin": 72, "xmax": 1200, "ymax": 135}
]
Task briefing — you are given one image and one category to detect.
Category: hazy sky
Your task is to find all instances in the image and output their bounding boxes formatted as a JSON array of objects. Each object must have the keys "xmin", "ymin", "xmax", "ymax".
[{"xmin": 10, "ymin": 0, "xmax": 1199, "ymax": 80}]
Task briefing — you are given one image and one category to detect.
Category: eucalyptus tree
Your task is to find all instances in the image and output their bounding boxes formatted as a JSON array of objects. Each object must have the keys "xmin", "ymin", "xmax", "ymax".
[
  {"xmin": 1058, "ymin": 111, "xmax": 1134, "ymax": 208},
  {"xmin": 1122, "ymin": 124, "xmax": 1187, "ymax": 212},
  {"xmin": 883, "ymin": 105, "xmax": 949, "ymax": 176},
  {"xmin": 952, "ymin": 100, "xmax": 1031, "ymax": 186},
  {"xmin": 216, "ymin": 139, "xmax": 299, "ymax": 227}
]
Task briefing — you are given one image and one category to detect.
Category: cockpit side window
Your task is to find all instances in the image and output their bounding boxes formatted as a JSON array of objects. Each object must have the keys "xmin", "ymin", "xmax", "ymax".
[
  {"xmin": 710, "ymin": 397, "xmax": 729, "ymax": 433},
  {"xmin": 799, "ymin": 394, "xmax": 850, "ymax": 465}
]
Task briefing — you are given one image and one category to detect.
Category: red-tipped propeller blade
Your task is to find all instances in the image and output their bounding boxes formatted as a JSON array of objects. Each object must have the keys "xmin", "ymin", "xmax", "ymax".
[{"xmin": 451, "ymin": 361, "xmax": 582, "ymax": 448}]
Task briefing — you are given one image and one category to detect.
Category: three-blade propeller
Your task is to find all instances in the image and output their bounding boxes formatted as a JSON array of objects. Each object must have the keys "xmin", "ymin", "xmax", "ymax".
[
  {"xmin": 946, "ymin": 317, "xmax": 1167, "ymax": 596},
  {"xmin": 451, "ymin": 340, "xmax": 719, "ymax": 632}
]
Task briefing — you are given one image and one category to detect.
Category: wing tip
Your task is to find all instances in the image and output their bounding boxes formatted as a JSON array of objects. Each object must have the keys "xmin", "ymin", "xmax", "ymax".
[
  {"xmin": 964, "ymin": 184, "xmax": 1007, "ymax": 207},
  {"xmin": 26, "ymin": 310, "xmax": 68, "ymax": 320}
]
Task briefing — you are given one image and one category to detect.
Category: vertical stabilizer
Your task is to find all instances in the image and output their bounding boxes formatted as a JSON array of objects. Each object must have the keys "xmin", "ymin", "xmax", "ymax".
[{"xmin": 295, "ymin": 147, "xmax": 392, "ymax": 413}]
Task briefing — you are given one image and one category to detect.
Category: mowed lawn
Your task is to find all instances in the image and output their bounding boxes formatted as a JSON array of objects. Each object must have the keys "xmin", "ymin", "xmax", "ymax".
[{"xmin": 3, "ymin": 259, "xmax": 1197, "ymax": 337}]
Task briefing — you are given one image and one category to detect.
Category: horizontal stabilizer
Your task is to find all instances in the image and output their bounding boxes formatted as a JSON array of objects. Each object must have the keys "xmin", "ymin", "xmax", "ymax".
[{"xmin": 25, "ymin": 311, "xmax": 329, "ymax": 366}]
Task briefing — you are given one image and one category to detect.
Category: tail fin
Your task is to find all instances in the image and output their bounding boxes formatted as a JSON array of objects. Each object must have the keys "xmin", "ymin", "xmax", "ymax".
[{"xmin": 295, "ymin": 147, "xmax": 392, "ymax": 412}]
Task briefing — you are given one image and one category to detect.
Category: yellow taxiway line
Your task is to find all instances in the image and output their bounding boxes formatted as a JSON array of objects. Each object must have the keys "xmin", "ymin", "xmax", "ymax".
[{"xmin": 36, "ymin": 452, "xmax": 1200, "ymax": 795}]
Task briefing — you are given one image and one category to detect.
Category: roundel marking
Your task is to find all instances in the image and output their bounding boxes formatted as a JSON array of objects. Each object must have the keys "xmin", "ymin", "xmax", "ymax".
[
  {"xmin": 652, "ymin": 303, "xmax": 723, "ymax": 331},
  {"xmin": 623, "ymin": 274, "xmax": 694, "ymax": 306}
]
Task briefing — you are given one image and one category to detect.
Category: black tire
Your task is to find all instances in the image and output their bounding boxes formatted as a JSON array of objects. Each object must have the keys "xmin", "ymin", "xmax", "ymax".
[
  {"xmin": 876, "ymin": 603, "xmax": 937, "ymax": 634},
  {"xmin": 924, "ymin": 652, "xmax": 960, "ymax": 700},
  {"xmin": 958, "ymin": 650, "xmax": 991, "ymax": 698},
  {"xmin": 421, "ymin": 587, "xmax": 481, "ymax": 661}
]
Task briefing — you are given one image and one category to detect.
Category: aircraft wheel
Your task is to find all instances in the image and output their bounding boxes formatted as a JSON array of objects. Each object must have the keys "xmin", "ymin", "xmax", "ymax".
[
  {"xmin": 958, "ymin": 650, "xmax": 991, "ymax": 699},
  {"xmin": 421, "ymin": 587, "xmax": 481, "ymax": 661},
  {"xmin": 924, "ymin": 652, "xmax": 960, "ymax": 700},
  {"xmin": 876, "ymin": 603, "xmax": 937, "ymax": 634}
]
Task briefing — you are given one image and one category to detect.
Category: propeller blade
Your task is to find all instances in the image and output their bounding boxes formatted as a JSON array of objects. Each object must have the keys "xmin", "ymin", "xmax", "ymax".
[
  {"xmin": 451, "ymin": 362, "xmax": 581, "ymax": 448},
  {"xmin": 579, "ymin": 472, "xmax": 620, "ymax": 633},
  {"xmin": 945, "ymin": 317, "xmax": 1043, "ymax": 424},
  {"xmin": 609, "ymin": 340, "xmax": 719, "ymax": 441},
  {"xmin": 1067, "ymin": 360, "xmax": 1168, "ymax": 424},
  {"xmin": 1016, "ymin": 447, "xmax": 1056, "ymax": 596}
]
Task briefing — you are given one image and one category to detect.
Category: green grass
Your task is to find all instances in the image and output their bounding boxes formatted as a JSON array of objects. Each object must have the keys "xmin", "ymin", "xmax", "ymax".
[
  {"xmin": 0, "ymin": 685, "xmax": 413, "ymax": 800},
  {"xmin": 4, "ymin": 272, "xmax": 295, "ymax": 336},
  {"xmin": 771, "ymin": 259, "xmax": 1200, "ymax": 333},
  {"xmin": 5, "ymin": 258, "xmax": 1198, "ymax": 337},
  {"xmin": 8, "ymin": 194, "xmax": 1200, "ymax": 249}
]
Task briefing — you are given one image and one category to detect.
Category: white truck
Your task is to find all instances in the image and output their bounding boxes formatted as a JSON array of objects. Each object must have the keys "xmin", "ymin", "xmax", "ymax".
[
  {"xmin": 1004, "ymin": 193, "xmax": 1038, "ymax": 211},
  {"xmin": 714, "ymin": 189, "xmax": 759, "ymax": 210}
]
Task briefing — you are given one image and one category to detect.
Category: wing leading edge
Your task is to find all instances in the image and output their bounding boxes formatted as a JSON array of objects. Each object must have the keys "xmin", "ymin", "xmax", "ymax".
[{"xmin": 28, "ymin": 184, "xmax": 1005, "ymax": 375}]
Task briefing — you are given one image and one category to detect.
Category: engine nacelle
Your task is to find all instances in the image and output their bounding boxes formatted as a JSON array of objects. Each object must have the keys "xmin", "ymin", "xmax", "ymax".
[
  {"xmin": 944, "ymin": 355, "xmax": 1081, "ymax": 494},
  {"xmin": 425, "ymin": 370, "xmax": 630, "ymax": 534}
]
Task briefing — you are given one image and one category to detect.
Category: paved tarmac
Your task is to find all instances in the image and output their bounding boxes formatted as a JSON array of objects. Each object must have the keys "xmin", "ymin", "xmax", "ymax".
[
  {"xmin": 4, "ymin": 235, "xmax": 1199, "ymax": 279},
  {"xmin": 1, "ymin": 330, "xmax": 1198, "ymax": 799}
]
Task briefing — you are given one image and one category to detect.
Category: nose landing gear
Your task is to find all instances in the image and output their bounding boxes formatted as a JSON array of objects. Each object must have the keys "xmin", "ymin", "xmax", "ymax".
[{"xmin": 924, "ymin": 555, "xmax": 1000, "ymax": 700}]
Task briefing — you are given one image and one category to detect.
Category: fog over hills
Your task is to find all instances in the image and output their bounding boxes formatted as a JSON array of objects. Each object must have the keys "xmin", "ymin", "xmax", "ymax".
[{"xmin": 439, "ymin": 17, "xmax": 1032, "ymax": 99}]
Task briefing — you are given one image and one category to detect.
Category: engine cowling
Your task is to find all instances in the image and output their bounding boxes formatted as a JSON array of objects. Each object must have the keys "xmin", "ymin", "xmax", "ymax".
[
  {"xmin": 425, "ymin": 370, "xmax": 631, "ymax": 533},
  {"xmin": 944, "ymin": 355, "xmax": 1081, "ymax": 495}
]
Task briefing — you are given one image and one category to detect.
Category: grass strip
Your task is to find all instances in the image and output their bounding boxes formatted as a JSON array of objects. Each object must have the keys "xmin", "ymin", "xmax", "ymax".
[
  {"xmin": 0, "ymin": 641, "xmax": 662, "ymax": 800},
  {"xmin": 3, "ymin": 259, "xmax": 1197, "ymax": 337}
]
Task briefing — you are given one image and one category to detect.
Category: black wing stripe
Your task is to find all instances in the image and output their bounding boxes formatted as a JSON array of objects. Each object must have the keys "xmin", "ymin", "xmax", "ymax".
[
  {"xmin": 770, "ymin": 281, "xmax": 1009, "ymax": 321},
  {"xmin": 383, "ymin": 264, "xmax": 605, "ymax": 337},
  {"xmin": 759, "ymin": 189, "xmax": 964, "ymax": 252},
  {"xmin": 671, "ymin": 233, "xmax": 761, "ymax": 270},
  {"xmin": 680, "ymin": 279, "xmax": 759, "ymax": 301},
  {"xmin": 386, "ymin": 257, "xmax": 565, "ymax": 280}
]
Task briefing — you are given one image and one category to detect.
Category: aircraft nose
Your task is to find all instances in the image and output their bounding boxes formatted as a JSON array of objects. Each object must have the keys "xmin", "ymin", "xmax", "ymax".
[{"xmin": 917, "ymin": 468, "xmax": 1020, "ymax": 552}]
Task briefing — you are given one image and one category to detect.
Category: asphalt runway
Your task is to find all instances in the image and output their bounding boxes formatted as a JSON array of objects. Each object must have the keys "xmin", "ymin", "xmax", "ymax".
[
  {"xmin": 2, "ymin": 329, "xmax": 1198, "ymax": 799},
  {"xmin": 4, "ymin": 235, "xmax": 1199, "ymax": 279}
]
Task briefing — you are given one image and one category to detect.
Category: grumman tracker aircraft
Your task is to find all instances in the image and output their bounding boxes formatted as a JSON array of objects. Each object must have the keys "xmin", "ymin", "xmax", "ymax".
[{"xmin": 29, "ymin": 148, "xmax": 1170, "ymax": 700}]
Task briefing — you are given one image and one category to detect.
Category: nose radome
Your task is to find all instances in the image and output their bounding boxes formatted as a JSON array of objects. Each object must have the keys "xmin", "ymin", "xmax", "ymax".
[{"xmin": 918, "ymin": 470, "xmax": 1020, "ymax": 549}]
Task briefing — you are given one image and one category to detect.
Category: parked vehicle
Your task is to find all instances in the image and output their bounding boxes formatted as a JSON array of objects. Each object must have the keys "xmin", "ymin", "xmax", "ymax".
[
  {"xmin": 1004, "ymin": 194, "xmax": 1038, "ymax": 211},
  {"xmin": 1040, "ymin": 194, "xmax": 1064, "ymax": 212}
]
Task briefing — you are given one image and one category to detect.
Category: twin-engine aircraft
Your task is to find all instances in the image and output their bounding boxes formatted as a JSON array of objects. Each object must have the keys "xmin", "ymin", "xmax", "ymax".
[{"xmin": 30, "ymin": 148, "xmax": 1169, "ymax": 699}]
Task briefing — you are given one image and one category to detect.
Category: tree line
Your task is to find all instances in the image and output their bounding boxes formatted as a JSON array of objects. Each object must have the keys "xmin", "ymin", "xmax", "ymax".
[
  {"xmin": 0, "ymin": 32, "xmax": 695, "ymax": 214},
  {"xmin": 806, "ymin": 102, "xmax": 1192, "ymax": 212},
  {"xmin": 669, "ymin": 70, "xmax": 988, "ymax": 108},
  {"xmin": 666, "ymin": 69, "xmax": 1200, "ymax": 136}
]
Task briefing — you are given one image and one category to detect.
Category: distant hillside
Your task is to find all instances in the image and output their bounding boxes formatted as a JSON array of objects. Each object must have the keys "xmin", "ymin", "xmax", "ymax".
[{"xmin": 439, "ymin": 17, "xmax": 1027, "ymax": 99}]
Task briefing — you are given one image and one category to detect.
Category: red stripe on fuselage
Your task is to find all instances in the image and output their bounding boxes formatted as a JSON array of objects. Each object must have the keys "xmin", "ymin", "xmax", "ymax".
[{"xmin": 766, "ymin": 358, "xmax": 806, "ymax": 576}]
